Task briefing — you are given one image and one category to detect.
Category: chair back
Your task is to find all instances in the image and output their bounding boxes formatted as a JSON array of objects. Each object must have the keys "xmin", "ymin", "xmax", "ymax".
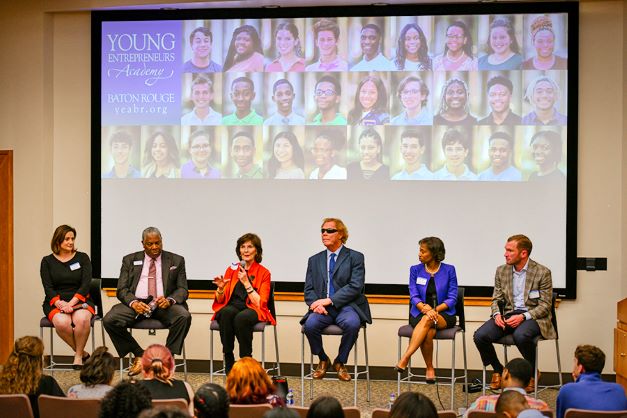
[
  {"xmin": 541, "ymin": 410, "xmax": 555, "ymax": 418},
  {"xmin": 372, "ymin": 408, "xmax": 390, "ymax": 418},
  {"xmin": 467, "ymin": 411, "xmax": 496, "ymax": 418},
  {"xmin": 550, "ymin": 291, "xmax": 558, "ymax": 338},
  {"xmin": 564, "ymin": 409, "xmax": 627, "ymax": 418},
  {"xmin": 343, "ymin": 406, "xmax": 361, "ymax": 418},
  {"xmin": 439, "ymin": 411, "xmax": 458, "ymax": 418},
  {"xmin": 152, "ymin": 398, "xmax": 188, "ymax": 411},
  {"xmin": 38, "ymin": 395, "xmax": 101, "ymax": 418},
  {"xmin": 0, "ymin": 394, "xmax": 34, "ymax": 418},
  {"xmin": 455, "ymin": 287, "xmax": 466, "ymax": 331},
  {"xmin": 290, "ymin": 405, "xmax": 309, "ymax": 418},
  {"xmin": 268, "ymin": 282, "xmax": 277, "ymax": 319},
  {"xmin": 90, "ymin": 278, "xmax": 103, "ymax": 318},
  {"xmin": 229, "ymin": 403, "xmax": 272, "ymax": 418}
]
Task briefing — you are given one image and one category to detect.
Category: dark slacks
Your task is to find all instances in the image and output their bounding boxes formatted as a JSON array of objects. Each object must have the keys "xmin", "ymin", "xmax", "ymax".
[
  {"xmin": 303, "ymin": 305, "xmax": 361, "ymax": 364},
  {"xmin": 103, "ymin": 303, "xmax": 192, "ymax": 357},
  {"xmin": 215, "ymin": 305, "xmax": 259, "ymax": 357},
  {"xmin": 473, "ymin": 316, "xmax": 541, "ymax": 373}
]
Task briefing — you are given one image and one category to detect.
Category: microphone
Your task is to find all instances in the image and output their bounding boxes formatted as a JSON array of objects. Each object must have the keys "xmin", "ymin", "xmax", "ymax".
[
  {"xmin": 430, "ymin": 294, "xmax": 438, "ymax": 326},
  {"xmin": 135, "ymin": 295, "xmax": 154, "ymax": 319},
  {"xmin": 497, "ymin": 300, "xmax": 505, "ymax": 317},
  {"xmin": 240, "ymin": 260, "xmax": 250, "ymax": 282}
]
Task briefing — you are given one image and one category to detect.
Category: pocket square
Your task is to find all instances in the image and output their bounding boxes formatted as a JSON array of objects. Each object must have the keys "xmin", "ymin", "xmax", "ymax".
[{"xmin": 169, "ymin": 266, "xmax": 177, "ymax": 270}]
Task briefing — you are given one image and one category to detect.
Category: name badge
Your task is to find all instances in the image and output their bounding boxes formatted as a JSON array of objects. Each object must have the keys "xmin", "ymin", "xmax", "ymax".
[
  {"xmin": 133, "ymin": 260, "xmax": 143, "ymax": 266},
  {"xmin": 230, "ymin": 262, "xmax": 239, "ymax": 271},
  {"xmin": 529, "ymin": 290, "xmax": 540, "ymax": 299},
  {"xmin": 416, "ymin": 277, "xmax": 428, "ymax": 286},
  {"xmin": 69, "ymin": 262, "xmax": 81, "ymax": 271}
]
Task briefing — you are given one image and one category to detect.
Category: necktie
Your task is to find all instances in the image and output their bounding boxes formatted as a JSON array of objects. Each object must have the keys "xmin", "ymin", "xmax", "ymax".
[
  {"xmin": 148, "ymin": 258, "xmax": 157, "ymax": 299},
  {"xmin": 328, "ymin": 253, "xmax": 336, "ymax": 297}
]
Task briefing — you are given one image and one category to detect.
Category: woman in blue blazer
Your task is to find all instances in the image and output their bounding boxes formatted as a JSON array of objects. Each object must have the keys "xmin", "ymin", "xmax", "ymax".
[{"xmin": 395, "ymin": 237, "xmax": 458, "ymax": 383}]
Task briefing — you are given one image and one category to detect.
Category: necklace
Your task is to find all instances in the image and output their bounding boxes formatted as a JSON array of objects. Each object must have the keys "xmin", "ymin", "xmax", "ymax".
[
  {"xmin": 424, "ymin": 262, "xmax": 441, "ymax": 275},
  {"xmin": 445, "ymin": 51, "xmax": 466, "ymax": 63}
]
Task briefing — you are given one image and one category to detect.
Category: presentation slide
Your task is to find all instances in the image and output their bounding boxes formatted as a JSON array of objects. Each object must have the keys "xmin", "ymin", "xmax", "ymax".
[{"xmin": 97, "ymin": 10, "xmax": 572, "ymax": 294}]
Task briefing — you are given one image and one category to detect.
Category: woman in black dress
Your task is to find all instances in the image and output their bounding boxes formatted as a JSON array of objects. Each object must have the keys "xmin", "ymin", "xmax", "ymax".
[{"xmin": 40, "ymin": 224, "xmax": 94, "ymax": 368}]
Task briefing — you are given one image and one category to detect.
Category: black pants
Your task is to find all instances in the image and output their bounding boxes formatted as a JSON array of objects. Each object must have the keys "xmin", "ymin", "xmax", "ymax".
[{"xmin": 216, "ymin": 305, "xmax": 259, "ymax": 359}]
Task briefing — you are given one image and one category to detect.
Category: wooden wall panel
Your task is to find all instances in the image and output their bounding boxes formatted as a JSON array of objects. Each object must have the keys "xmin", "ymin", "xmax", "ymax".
[{"xmin": 0, "ymin": 151, "xmax": 14, "ymax": 362}]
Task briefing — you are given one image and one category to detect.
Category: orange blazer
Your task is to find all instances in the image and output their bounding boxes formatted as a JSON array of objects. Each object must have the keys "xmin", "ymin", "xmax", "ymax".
[{"xmin": 211, "ymin": 262, "xmax": 275, "ymax": 325}]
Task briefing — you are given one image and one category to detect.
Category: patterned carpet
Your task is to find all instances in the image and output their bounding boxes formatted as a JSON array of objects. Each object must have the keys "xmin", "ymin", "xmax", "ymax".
[{"xmin": 49, "ymin": 369, "xmax": 559, "ymax": 417}]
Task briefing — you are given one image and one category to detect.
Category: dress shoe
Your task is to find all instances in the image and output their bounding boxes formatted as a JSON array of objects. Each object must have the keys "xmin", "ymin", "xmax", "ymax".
[
  {"xmin": 334, "ymin": 361, "xmax": 352, "ymax": 382},
  {"xmin": 490, "ymin": 372, "xmax": 502, "ymax": 390},
  {"xmin": 127, "ymin": 357, "xmax": 143, "ymax": 377},
  {"xmin": 312, "ymin": 359, "xmax": 330, "ymax": 379},
  {"xmin": 525, "ymin": 371, "xmax": 541, "ymax": 393},
  {"xmin": 425, "ymin": 369, "xmax": 436, "ymax": 384},
  {"xmin": 394, "ymin": 365, "xmax": 407, "ymax": 374}
]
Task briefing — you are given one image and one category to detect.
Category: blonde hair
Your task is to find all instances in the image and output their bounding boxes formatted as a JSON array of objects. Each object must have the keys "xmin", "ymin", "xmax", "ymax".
[{"xmin": 321, "ymin": 218, "xmax": 349, "ymax": 244}]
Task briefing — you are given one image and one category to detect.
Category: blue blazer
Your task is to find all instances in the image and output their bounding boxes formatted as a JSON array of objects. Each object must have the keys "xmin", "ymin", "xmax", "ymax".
[
  {"xmin": 301, "ymin": 246, "xmax": 372, "ymax": 324},
  {"xmin": 408, "ymin": 262, "xmax": 458, "ymax": 318}
]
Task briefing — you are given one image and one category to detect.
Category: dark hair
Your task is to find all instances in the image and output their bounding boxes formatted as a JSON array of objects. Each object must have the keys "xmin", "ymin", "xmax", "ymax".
[
  {"xmin": 441, "ymin": 129, "xmax": 469, "ymax": 152},
  {"xmin": 138, "ymin": 407, "xmax": 191, "ymax": 418},
  {"xmin": 504, "ymin": 358, "xmax": 533, "ymax": 387},
  {"xmin": 143, "ymin": 131, "xmax": 180, "ymax": 169},
  {"xmin": 236, "ymin": 233, "xmax": 263, "ymax": 263},
  {"xmin": 263, "ymin": 407, "xmax": 301, "ymax": 418},
  {"xmin": 401, "ymin": 130, "xmax": 426, "ymax": 147},
  {"xmin": 274, "ymin": 22, "xmax": 303, "ymax": 58},
  {"xmin": 487, "ymin": 75, "xmax": 514, "ymax": 94},
  {"xmin": 316, "ymin": 75, "xmax": 341, "ymax": 96},
  {"xmin": 437, "ymin": 78, "xmax": 470, "ymax": 117},
  {"xmin": 575, "ymin": 345, "xmax": 606, "ymax": 374},
  {"xmin": 230, "ymin": 131, "xmax": 255, "ymax": 149},
  {"xmin": 223, "ymin": 25, "xmax": 263, "ymax": 71},
  {"xmin": 530, "ymin": 130, "xmax": 563, "ymax": 164},
  {"xmin": 397, "ymin": 75, "xmax": 429, "ymax": 108},
  {"xmin": 358, "ymin": 128, "xmax": 383, "ymax": 163},
  {"xmin": 99, "ymin": 380, "xmax": 152, "ymax": 418},
  {"xmin": 273, "ymin": 78, "xmax": 294, "ymax": 95},
  {"xmin": 507, "ymin": 234, "xmax": 533, "ymax": 255},
  {"xmin": 348, "ymin": 76, "xmax": 388, "ymax": 125},
  {"xmin": 187, "ymin": 129, "xmax": 215, "ymax": 162},
  {"xmin": 189, "ymin": 27, "xmax": 212, "ymax": 45},
  {"xmin": 50, "ymin": 224, "xmax": 77, "ymax": 254},
  {"xmin": 389, "ymin": 392, "xmax": 438, "ymax": 418},
  {"xmin": 194, "ymin": 383, "xmax": 229, "ymax": 418},
  {"xmin": 444, "ymin": 20, "xmax": 474, "ymax": 58},
  {"xmin": 230, "ymin": 76, "xmax": 255, "ymax": 92},
  {"xmin": 268, "ymin": 131, "xmax": 305, "ymax": 178},
  {"xmin": 109, "ymin": 130, "xmax": 134, "ymax": 148},
  {"xmin": 80, "ymin": 346, "xmax": 116, "ymax": 387},
  {"xmin": 306, "ymin": 396, "xmax": 344, "ymax": 418},
  {"xmin": 486, "ymin": 17, "xmax": 520, "ymax": 55},
  {"xmin": 495, "ymin": 390, "xmax": 528, "ymax": 416},
  {"xmin": 394, "ymin": 23, "xmax": 431, "ymax": 70},
  {"xmin": 314, "ymin": 129, "xmax": 345, "ymax": 152},
  {"xmin": 418, "ymin": 237, "xmax": 446, "ymax": 262},
  {"xmin": 489, "ymin": 131, "xmax": 514, "ymax": 149},
  {"xmin": 362, "ymin": 23, "xmax": 381, "ymax": 37}
]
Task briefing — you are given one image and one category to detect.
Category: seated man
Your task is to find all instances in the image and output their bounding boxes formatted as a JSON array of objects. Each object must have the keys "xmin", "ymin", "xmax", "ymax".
[
  {"xmin": 301, "ymin": 218, "xmax": 372, "ymax": 382},
  {"xmin": 473, "ymin": 234, "xmax": 555, "ymax": 393},
  {"xmin": 103, "ymin": 227, "xmax": 192, "ymax": 375},
  {"xmin": 464, "ymin": 358, "xmax": 548, "ymax": 417},
  {"xmin": 556, "ymin": 345, "xmax": 627, "ymax": 418}
]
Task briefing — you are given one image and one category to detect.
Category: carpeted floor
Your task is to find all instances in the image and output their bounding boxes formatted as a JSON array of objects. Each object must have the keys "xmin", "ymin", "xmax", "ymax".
[{"xmin": 48, "ymin": 369, "xmax": 558, "ymax": 417}]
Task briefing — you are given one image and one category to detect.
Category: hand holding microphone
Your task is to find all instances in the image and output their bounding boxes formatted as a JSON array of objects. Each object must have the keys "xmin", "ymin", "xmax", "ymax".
[{"xmin": 495, "ymin": 300, "xmax": 506, "ymax": 329}]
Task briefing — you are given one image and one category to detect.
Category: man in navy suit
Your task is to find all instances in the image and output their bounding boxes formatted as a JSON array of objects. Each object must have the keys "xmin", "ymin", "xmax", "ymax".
[
  {"xmin": 103, "ymin": 227, "xmax": 192, "ymax": 375},
  {"xmin": 301, "ymin": 218, "xmax": 372, "ymax": 381}
]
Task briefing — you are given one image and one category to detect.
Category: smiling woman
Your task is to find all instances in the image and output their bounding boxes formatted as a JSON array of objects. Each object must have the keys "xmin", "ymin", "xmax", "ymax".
[{"xmin": 223, "ymin": 24, "xmax": 264, "ymax": 72}]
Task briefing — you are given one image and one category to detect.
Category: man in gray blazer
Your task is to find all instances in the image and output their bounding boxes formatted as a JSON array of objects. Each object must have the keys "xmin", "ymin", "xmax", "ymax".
[
  {"xmin": 301, "ymin": 218, "xmax": 372, "ymax": 381},
  {"xmin": 473, "ymin": 234, "xmax": 555, "ymax": 392},
  {"xmin": 103, "ymin": 227, "xmax": 192, "ymax": 375}
]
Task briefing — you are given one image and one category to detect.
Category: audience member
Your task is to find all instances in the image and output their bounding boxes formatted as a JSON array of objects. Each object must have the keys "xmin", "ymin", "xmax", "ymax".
[
  {"xmin": 226, "ymin": 357, "xmax": 283, "ymax": 406},
  {"xmin": 99, "ymin": 380, "xmax": 152, "ymax": 418},
  {"xmin": 264, "ymin": 407, "xmax": 301, "ymax": 418},
  {"xmin": 194, "ymin": 383, "xmax": 230, "ymax": 418},
  {"xmin": 495, "ymin": 390, "xmax": 530, "ymax": 418},
  {"xmin": 389, "ymin": 392, "xmax": 438, "ymax": 418},
  {"xmin": 465, "ymin": 358, "xmax": 548, "ymax": 417},
  {"xmin": 0, "ymin": 336, "xmax": 64, "ymax": 418},
  {"xmin": 68, "ymin": 346, "xmax": 116, "ymax": 399},
  {"xmin": 138, "ymin": 406, "xmax": 191, "ymax": 418},
  {"xmin": 556, "ymin": 345, "xmax": 627, "ymax": 418},
  {"xmin": 307, "ymin": 396, "xmax": 344, "ymax": 418},
  {"xmin": 137, "ymin": 344, "xmax": 195, "ymax": 416}
]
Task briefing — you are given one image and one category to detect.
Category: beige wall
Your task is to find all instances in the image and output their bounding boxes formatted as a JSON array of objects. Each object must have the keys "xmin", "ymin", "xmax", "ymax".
[{"xmin": 1, "ymin": 0, "xmax": 625, "ymax": 372}]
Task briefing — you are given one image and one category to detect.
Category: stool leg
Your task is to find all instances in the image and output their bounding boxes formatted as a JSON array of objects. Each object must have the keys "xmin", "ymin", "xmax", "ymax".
[
  {"xmin": 556, "ymin": 339, "xmax": 563, "ymax": 387},
  {"xmin": 463, "ymin": 331, "xmax": 469, "ymax": 407},
  {"xmin": 364, "ymin": 328, "xmax": 370, "ymax": 402},
  {"xmin": 49, "ymin": 327, "xmax": 55, "ymax": 375},
  {"xmin": 273, "ymin": 325, "xmax": 281, "ymax": 376},
  {"xmin": 183, "ymin": 344, "xmax": 188, "ymax": 381},
  {"xmin": 210, "ymin": 328, "xmax": 214, "ymax": 383},
  {"xmin": 397, "ymin": 335, "xmax": 401, "ymax": 396},
  {"xmin": 300, "ymin": 331, "xmax": 305, "ymax": 406},
  {"xmin": 450, "ymin": 338, "xmax": 455, "ymax": 411},
  {"xmin": 353, "ymin": 338, "xmax": 358, "ymax": 407},
  {"xmin": 261, "ymin": 328, "xmax": 266, "ymax": 371},
  {"xmin": 482, "ymin": 365, "xmax": 486, "ymax": 396}
]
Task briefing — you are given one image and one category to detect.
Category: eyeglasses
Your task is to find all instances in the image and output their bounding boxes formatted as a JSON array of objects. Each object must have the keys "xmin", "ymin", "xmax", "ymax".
[
  {"xmin": 400, "ymin": 89, "xmax": 421, "ymax": 97},
  {"xmin": 321, "ymin": 228, "xmax": 338, "ymax": 234},
  {"xmin": 315, "ymin": 89, "xmax": 336, "ymax": 97}
]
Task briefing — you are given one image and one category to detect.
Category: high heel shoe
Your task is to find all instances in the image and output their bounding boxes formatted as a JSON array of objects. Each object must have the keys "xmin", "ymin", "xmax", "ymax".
[
  {"xmin": 394, "ymin": 365, "xmax": 407, "ymax": 374},
  {"xmin": 425, "ymin": 370, "xmax": 436, "ymax": 384}
]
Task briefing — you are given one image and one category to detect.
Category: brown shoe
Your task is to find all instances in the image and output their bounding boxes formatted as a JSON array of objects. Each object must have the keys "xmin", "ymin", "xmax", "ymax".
[
  {"xmin": 312, "ymin": 359, "xmax": 330, "ymax": 379},
  {"xmin": 525, "ymin": 371, "xmax": 541, "ymax": 393},
  {"xmin": 490, "ymin": 372, "xmax": 502, "ymax": 390},
  {"xmin": 334, "ymin": 361, "xmax": 352, "ymax": 382},
  {"xmin": 128, "ymin": 357, "xmax": 143, "ymax": 377}
]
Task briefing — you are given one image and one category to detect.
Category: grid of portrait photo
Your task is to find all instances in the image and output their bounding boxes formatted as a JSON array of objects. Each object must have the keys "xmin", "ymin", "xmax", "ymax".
[{"xmin": 101, "ymin": 13, "xmax": 568, "ymax": 183}]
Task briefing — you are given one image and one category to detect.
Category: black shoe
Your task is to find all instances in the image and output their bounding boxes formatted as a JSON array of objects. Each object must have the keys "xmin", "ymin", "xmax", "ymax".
[
  {"xmin": 72, "ymin": 364, "xmax": 83, "ymax": 370},
  {"xmin": 426, "ymin": 370, "xmax": 436, "ymax": 384},
  {"xmin": 224, "ymin": 353, "xmax": 235, "ymax": 376},
  {"xmin": 394, "ymin": 365, "xmax": 407, "ymax": 374}
]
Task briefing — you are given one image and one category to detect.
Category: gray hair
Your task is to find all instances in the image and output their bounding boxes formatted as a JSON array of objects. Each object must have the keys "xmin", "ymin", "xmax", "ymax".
[{"xmin": 142, "ymin": 227, "xmax": 162, "ymax": 241}]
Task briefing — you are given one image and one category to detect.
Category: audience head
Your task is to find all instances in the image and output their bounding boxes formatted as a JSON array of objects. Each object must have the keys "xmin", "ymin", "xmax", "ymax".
[
  {"xmin": 194, "ymin": 383, "xmax": 230, "ymax": 418},
  {"xmin": 574, "ymin": 344, "xmax": 606, "ymax": 377},
  {"xmin": 306, "ymin": 396, "xmax": 344, "ymax": 418},
  {"xmin": 141, "ymin": 344, "xmax": 175, "ymax": 385},
  {"xmin": 495, "ymin": 390, "xmax": 529, "ymax": 418},
  {"xmin": 503, "ymin": 358, "xmax": 533, "ymax": 388},
  {"xmin": 389, "ymin": 392, "xmax": 438, "ymax": 418},
  {"xmin": 99, "ymin": 380, "xmax": 152, "ymax": 418},
  {"xmin": 138, "ymin": 406, "xmax": 191, "ymax": 418},
  {"xmin": 80, "ymin": 346, "xmax": 116, "ymax": 387},
  {"xmin": 0, "ymin": 336, "xmax": 44, "ymax": 395},
  {"xmin": 264, "ymin": 407, "xmax": 301, "ymax": 418},
  {"xmin": 226, "ymin": 357, "xmax": 275, "ymax": 404}
]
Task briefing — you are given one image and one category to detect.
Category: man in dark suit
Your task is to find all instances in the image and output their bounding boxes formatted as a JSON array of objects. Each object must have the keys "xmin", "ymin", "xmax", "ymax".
[
  {"xmin": 473, "ymin": 234, "xmax": 555, "ymax": 393},
  {"xmin": 103, "ymin": 227, "xmax": 192, "ymax": 375},
  {"xmin": 301, "ymin": 218, "xmax": 372, "ymax": 382}
]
